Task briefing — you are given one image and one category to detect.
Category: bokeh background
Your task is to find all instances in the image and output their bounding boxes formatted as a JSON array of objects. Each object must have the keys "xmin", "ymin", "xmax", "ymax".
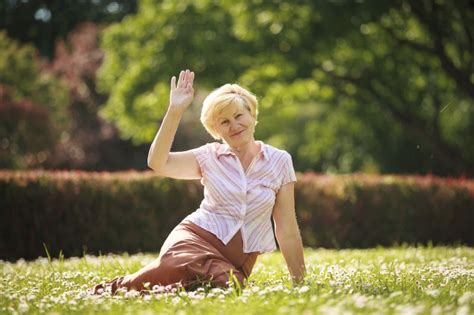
[
  {"xmin": 1, "ymin": 0, "xmax": 473, "ymax": 260},
  {"xmin": 1, "ymin": 0, "xmax": 472, "ymax": 176}
]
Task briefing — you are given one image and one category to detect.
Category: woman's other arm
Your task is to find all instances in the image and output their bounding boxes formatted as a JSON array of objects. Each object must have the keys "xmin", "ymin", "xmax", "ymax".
[
  {"xmin": 272, "ymin": 182, "xmax": 306, "ymax": 284},
  {"xmin": 147, "ymin": 69, "xmax": 201, "ymax": 180}
]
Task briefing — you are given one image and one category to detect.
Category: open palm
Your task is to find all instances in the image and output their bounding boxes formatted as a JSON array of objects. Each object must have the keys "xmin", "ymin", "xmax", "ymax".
[{"xmin": 169, "ymin": 69, "xmax": 195, "ymax": 112}]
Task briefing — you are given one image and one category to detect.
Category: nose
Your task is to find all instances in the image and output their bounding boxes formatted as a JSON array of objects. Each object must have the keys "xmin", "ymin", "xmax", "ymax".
[{"xmin": 229, "ymin": 119, "xmax": 239, "ymax": 131}]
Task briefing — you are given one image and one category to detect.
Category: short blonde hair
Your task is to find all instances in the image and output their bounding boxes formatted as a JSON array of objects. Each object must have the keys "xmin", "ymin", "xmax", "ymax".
[{"xmin": 201, "ymin": 84, "xmax": 259, "ymax": 140}]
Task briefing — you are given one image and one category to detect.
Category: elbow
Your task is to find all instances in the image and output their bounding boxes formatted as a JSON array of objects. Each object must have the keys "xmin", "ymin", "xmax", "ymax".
[
  {"xmin": 146, "ymin": 157, "xmax": 153, "ymax": 167},
  {"xmin": 147, "ymin": 150, "xmax": 160, "ymax": 170},
  {"xmin": 147, "ymin": 155, "xmax": 160, "ymax": 171},
  {"xmin": 148, "ymin": 161, "xmax": 167, "ymax": 176},
  {"xmin": 147, "ymin": 154, "xmax": 153, "ymax": 169},
  {"xmin": 148, "ymin": 154, "xmax": 172, "ymax": 175},
  {"xmin": 148, "ymin": 164, "xmax": 161, "ymax": 174},
  {"xmin": 147, "ymin": 158, "xmax": 155, "ymax": 170},
  {"xmin": 147, "ymin": 160, "xmax": 160, "ymax": 172},
  {"xmin": 147, "ymin": 153, "xmax": 167, "ymax": 173}
]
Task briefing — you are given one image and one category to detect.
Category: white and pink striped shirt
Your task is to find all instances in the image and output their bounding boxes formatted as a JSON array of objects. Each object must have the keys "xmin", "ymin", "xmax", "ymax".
[{"xmin": 183, "ymin": 140, "xmax": 297, "ymax": 253}]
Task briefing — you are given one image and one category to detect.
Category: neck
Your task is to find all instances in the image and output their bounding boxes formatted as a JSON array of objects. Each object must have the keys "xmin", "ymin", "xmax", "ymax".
[{"xmin": 227, "ymin": 139, "xmax": 259, "ymax": 158}]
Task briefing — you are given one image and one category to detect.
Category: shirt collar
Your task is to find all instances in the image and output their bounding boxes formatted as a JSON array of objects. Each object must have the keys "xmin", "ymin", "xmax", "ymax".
[{"xmin": 217, "ymin": 140, "xmax": 268, "ymax": 160}]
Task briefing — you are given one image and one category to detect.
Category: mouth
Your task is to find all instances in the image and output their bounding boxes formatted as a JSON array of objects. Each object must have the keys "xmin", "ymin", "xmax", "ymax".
[{"xmin": 231, "ymin": 129, "xmax": 246, "ymax": 137}]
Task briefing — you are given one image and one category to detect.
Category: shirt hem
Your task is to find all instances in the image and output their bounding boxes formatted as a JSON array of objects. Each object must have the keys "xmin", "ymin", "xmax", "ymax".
[{"xmin": 182, "ymin": 217, "xmax": 277, "ymax": 254}]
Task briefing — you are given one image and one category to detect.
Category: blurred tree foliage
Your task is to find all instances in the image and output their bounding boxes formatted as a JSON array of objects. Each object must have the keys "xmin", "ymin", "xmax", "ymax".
[
  {"xmin": 0, "ymin": 86, "xmax": 57, "ymax": 168},
  {"xmin": 72, "ymin": 1, "xmax": 474, "ymax": 175},
  {"xmin": 0, "ymin": 0, "xmax": 468, "ymax": 176},
  {"xmin": 0, "ymin": 1, "xmax": 153, "ymax": 171},
  {"xmin": 0, "ymin": 31, "xmax": 69, "ymax": 168},
  {"xmin": 0, "ymin": 0, "xmax": 137, "ymax": 59},
  {"xmin": 42, "ymin": 22, "xmax": 150, "ymax": 170}
]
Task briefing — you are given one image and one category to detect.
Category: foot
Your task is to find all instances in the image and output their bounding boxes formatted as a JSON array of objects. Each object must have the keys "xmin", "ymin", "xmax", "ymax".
[
  {"xmin": 91, "ymin": 283, "xmax": 105, "ymax": 295},
  {"xmin": 91, "ymin": 276, "xmax": 123, "ymax": 295}
]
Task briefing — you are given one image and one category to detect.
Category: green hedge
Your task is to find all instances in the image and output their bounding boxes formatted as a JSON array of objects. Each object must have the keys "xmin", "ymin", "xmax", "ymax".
[
  {"xmin": 0, "ymin": 171, "xmax": 203, "ymax": 261},
  {"xmin": 296, "ymin": 173, "xmax": 473, "ymax": 248},
  {"xmin": 1, "ymin": 171, "xmax": 472, "ymax": 260}
]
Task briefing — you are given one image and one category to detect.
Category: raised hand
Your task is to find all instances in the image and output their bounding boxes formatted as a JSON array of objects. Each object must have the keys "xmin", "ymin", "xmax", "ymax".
[{"xmin": 169, "ymin": 69, "xmax": 195, "ymax": 113}]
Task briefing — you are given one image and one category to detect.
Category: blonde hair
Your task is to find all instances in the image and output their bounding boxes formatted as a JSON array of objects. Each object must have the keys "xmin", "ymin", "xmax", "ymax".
[{"xmin": 201, "ymin": 84, "xmax": 259, "ymax": 140}]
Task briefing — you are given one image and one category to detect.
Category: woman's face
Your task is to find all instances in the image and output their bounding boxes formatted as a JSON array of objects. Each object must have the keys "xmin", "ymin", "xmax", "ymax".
[{"xmin": 215, "ymin": 101, "xmax": 255, "ymax": 146}]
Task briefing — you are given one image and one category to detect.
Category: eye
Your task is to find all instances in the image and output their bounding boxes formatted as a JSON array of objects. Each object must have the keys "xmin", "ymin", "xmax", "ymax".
[
  {"xmin": 221, "ymin": 120, "xmax": 229, "ymax": 125},
  {"xmin": 235, "ymin": 114, "xmax": 243, "ymax": 118}
]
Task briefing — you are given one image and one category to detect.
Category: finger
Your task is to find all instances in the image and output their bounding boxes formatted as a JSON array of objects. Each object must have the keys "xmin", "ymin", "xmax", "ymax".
[
  {"xmin": 181, "ymin": 70, "xmax": 187, "ymax": 88},
  {"xmin": 185, "ymin": 69, "xmax": 191, "ymax": 85},
  {"xmin": 183, "ymin": 70, "xmax": 188, "ymax": 88},
  {"xmin": 183, "ymin": 70, "xmax": 189, "ymax": 88},
  {"xmin": 186, "ymin": 71, "xmax": 194, "ymax": 89},
  {"xmin": 177, "ymin": 70, "xmax": 184, "ymax": 88},
  {"xmin": 170, "ymin": 76, "xmax": 176, "ymax": 90},
  {"xmin": 184, "ymin": 70, "xmax": 190, "ymax": 89}
]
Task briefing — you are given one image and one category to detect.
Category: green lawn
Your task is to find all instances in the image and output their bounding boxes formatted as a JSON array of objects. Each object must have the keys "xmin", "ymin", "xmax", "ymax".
[{"xmin": 1, "ymin": 247, "xmax": 473, "ymax": 314}]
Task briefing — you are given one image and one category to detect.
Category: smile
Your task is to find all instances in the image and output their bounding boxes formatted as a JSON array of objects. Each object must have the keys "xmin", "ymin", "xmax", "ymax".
[{"xmin": 231, "ymin": 129, "xmax": 246, "ymax": 137}]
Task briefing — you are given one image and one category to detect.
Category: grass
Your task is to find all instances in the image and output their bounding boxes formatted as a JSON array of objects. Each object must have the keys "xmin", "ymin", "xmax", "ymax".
[{"xmin": 1, "ymin": 246, "xmax": 473, "ymax": 314}]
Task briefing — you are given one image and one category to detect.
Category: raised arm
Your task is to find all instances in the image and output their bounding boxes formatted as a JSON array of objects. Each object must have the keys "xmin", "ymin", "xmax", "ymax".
[
  {"xmin": 272, "ymin": 182, "xmax": 306, "ymax": 284},
  {"xmin": 147, "ymin": 69, "xmax": 201, "ymax": 180}
]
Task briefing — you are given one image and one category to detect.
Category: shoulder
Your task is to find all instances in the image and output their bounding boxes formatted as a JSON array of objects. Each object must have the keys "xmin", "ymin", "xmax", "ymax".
[
  {"xmin": 192, "ymin": 142, "xmax": 220, "ymax": 153},
  {"xmin": 260, "ymin": 142, "xmax": 297, "ymax": 185},
  {"xmin": 261, "ymin": 142, "xmax": 292, "ymax": 161},
  {"xmin": 191, "ymin": 142, "xmax": 220, "ymax": 165}
]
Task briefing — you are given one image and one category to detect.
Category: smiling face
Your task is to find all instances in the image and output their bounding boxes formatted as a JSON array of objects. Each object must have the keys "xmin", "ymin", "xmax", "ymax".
[
  {"xmin": 201, "ymin": 84, "xmax": 259, "ymax": 141},
  {"xmin": 215, "ymin": 99, "xmax": 256, "ymax": 147}
]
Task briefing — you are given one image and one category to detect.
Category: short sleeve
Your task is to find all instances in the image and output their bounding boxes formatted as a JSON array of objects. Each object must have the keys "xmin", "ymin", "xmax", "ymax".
[
  {"xmin": 280, "ymin": 152, "xmax": 297, "ymax": 187},
  {"xmin": 190, "ymin": 143, "xmax": 210, "ymax": 168}
]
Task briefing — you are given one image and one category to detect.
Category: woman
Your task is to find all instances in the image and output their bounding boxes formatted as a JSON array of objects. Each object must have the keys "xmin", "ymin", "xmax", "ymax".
[{"xmin": 93, "ymin": 69, "xmax": 305, "ymax": 294}]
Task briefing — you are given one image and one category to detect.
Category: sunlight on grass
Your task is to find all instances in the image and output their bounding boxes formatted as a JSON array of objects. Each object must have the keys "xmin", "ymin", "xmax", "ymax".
[{"xmin": 1, "ymin": 247, "xmax": 473, "ymax": 314}]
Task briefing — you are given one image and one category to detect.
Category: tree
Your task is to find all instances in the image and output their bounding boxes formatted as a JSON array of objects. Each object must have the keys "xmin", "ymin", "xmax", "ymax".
[
  {"xmin": 0, "ymin": 31, "xmax": 69, "ymax": 168},
  {"xmin": 43, "ymin": 22, "xmax": 151, "ymax": 170},
  {"xmin": 307, "ymin": 0, "xmax": 474, "ymax": 174},
  {"xmin": 98, "ymin": 0, "xmax": 474, "ymax": 176},
  {"xmin": 0, "ymin": 0, "xmax": 137, "ymax": 58}
]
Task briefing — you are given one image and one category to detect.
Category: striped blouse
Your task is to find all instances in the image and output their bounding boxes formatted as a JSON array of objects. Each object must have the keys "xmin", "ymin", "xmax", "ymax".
[{"xmin": 182, "ymin": 140, "xmax": 297, "ymax": 254}]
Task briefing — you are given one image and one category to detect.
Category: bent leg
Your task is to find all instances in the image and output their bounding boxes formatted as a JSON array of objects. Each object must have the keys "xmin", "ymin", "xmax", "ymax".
[
  {"xmin": 91, "ymin": 221, "xmax": 258, "ymax": 294},
  {"xmin": 92, "ymin": 223, "xmax": 196, "ymax": 294},
  {"xmin": 117, "ymin": 239, "xmax": 249, "ymax": 291}
]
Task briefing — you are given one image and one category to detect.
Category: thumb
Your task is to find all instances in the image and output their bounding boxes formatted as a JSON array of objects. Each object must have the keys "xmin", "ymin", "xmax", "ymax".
[{"xmin": 170, "ymin": 76, "xmax": 176, "ymax": 90}]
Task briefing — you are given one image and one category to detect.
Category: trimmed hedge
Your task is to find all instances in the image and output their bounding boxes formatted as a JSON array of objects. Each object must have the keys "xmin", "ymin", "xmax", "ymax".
[
  {"xmin": 296, "ymin": 173, "xmax": 473, "ymax": 248},
  {"xmin": 0, "ymin": 170, "xmax": 473, "ymax": 260},
  {"xmin": 0, "ymin": 171, "xmax": 203, "ymax": 261}
]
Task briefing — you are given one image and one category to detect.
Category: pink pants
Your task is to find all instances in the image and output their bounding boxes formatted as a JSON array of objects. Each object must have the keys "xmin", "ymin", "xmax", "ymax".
[{"xmin": 93, "ymin": 220, "xmax": 259, "ymax": 294}]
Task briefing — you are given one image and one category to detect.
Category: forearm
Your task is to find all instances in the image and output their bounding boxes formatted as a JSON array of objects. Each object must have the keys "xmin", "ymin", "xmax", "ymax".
[
  {"xmin": 147, "ymin": 106, "xmax": 184, "ymax": 170},
  {"xmin": 276, "ymin": 231, "xmax": 306, "ymax": 283}
]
